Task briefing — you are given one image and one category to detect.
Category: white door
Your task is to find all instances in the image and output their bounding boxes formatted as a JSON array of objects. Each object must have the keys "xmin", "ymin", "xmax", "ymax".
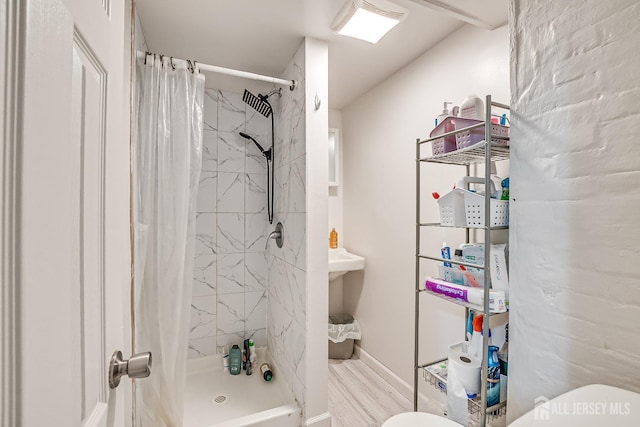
[{"xmin": 15, "ymin": 0, "xmax": 132, "ymax": 425}]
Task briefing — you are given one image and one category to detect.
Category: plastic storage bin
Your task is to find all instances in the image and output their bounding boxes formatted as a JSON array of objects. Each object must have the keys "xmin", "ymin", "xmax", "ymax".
[
  {"xmin": 437, "ymin": 189, "xmax": 466, "ymax": 227},
  {"xmin": 462, "ymin": 190, "xmax": 509, "ymax": 227},
  {"xmin": 430, "ymin": 117, "xmax": 457, "ymax": 156},
  {"xmin": 328, "ymin": 314, "xmax": 362, "ymax": 359},
  {"xmin": 454, "ymin": 118, "xmax": 510, "ymax": 150}
]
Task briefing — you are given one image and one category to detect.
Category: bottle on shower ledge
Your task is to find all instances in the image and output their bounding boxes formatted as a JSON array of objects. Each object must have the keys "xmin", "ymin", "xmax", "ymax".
[
  {"xmin": 229, "ymin": 345, "xmax": 242, "ymax": 375},
  {"xmin": 222, "ymin": 346, "xmax": 230, "ymax": 372},
  {"xmin": 329, "ymin": 228, "xmax": 338, "ymax": 249},
  {"xmin": 249, "ymin": 339, "xmax": 257, "ymax": 368},
  {"xmin": 260, "ymin": 362, "xmax": 273, "ymax": 382}
]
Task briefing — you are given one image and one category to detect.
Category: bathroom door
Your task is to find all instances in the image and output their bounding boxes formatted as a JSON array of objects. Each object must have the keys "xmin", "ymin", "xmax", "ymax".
[{"xmin": 11, "ymin": 0, "xmax": 132, "ymax": 425}]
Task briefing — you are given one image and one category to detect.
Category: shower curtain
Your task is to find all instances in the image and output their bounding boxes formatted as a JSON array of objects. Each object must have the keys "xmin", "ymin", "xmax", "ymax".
[{"xmin": 134, "ymin": 54, "xmax": 204, "ymax": 427}]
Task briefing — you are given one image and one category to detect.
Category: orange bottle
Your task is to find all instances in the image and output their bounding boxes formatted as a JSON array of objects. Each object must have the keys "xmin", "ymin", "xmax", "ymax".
[{"xmin": 329, "ymin": 228, "xmax": 338, "ymax": 249}]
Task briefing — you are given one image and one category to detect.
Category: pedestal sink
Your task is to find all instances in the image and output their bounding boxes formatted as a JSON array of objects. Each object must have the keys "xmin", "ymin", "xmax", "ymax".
[{"xmin": 329, "ymin": 248, "xmax": 365, "ymax": 281}]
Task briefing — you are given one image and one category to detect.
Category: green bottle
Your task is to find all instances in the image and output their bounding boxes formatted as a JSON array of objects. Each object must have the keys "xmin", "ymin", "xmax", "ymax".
[{"xmin": 229, "ymin": 345, "xmax": 242, "ymax": 375}]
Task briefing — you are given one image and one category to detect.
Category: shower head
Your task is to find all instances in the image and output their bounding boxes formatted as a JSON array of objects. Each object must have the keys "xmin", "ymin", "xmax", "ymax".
[
  {"xmin": 242, "ymin": 89, "xmax": 273, "ymax": 118},
  {"xmin": 239, "ymin": 132, "xmax": 271, "ymax": 161}
]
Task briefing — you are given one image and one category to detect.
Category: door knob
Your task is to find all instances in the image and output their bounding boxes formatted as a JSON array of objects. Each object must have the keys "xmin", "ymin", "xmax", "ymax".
[{"xmin": 108, "ymin": 350, "xmax": 152, "ymax": 389}]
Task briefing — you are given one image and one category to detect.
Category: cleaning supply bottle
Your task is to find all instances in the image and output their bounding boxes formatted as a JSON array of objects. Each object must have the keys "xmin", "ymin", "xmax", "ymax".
[
  {"xmin": 329, "ymin": 228, "xmax": 338, "ymax": 249},
  {"xmin": 469, "ymin": 315, "xmax": 484, "ymax": 359},
  {"xmin": 229, "ymin": 345, "xmax": 242, "ymax": 375},
  {"xmin": 260, "ymin": 362, "xmax": 273, "ymax": 382},
  {"xmin": 487, "ymin": 346, "xmax": 501, "ymax": 406},
  {"xmin": 489, "ymin": 161, "xmax": 503, "ymax": 199},
  {"xmin": 460, "ymin": 94, "xmax": 485, "ymax": 120},
  {"xmin": 498, "ymin": 324, "xmax": 509, "ymax": 402},
  {"xmin": 466, "ymin": 310, "xmax": 474, "ymax": 341},
  {"xmin": 501, "ymin": 177, "xmax": 510, "ymax": 201}
]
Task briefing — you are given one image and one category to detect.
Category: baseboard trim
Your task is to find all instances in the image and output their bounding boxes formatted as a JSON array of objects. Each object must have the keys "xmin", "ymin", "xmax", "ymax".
[
  {"xmin": 304, "ymin": 411, "xmax": 331, "ymax": 426},
  {"xmin": 353, "ymin": 344, "xmax": 414, "ymax": 401},
  {"xmin": 353, "ymin": 344, "xmax": 445, "ymax": 406}
]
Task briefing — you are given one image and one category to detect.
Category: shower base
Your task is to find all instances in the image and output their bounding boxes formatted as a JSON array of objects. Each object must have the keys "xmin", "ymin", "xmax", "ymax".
[{"xmin": 183, "ymin": 354, "xmax": 301, "ymax": 427}]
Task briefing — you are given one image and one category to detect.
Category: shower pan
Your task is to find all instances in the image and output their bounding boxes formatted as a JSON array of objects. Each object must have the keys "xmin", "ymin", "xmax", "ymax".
[{"xmin": 239, "ymin": 88, "xmax": 281, "ymax": 224}]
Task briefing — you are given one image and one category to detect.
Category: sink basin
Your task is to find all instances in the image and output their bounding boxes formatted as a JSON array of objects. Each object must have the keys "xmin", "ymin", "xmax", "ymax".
[{"xmin": 328, "ymin": 248, "xmax": 365, "ymax": 281}]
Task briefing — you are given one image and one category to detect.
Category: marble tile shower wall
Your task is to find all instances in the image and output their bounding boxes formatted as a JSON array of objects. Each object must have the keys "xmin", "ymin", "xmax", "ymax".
[
  {"xmin": 266, "ymin": 43, "xmax": 307, "ymax": 408},
  {"xmin": 188, "ymin": 89, "xmax": 271, "ymax": 358}
]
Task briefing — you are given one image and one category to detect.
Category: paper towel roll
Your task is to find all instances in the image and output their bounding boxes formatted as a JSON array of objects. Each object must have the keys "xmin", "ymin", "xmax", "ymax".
[{"xmin": 449, "ymin": 351, "xmax": 481, "ymax": 397}]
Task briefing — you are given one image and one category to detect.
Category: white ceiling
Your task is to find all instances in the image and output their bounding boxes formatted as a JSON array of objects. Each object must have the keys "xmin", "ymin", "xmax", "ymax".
[{"xmin": 136, "ymin": 0, "xmax": 507, "ymax": 109}]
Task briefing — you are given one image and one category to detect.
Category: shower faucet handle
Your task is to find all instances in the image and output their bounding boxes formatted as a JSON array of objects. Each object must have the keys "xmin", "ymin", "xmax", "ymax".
[{"xmin": 265, "ymin": 222, "xmax": 284, "ymax": 249}]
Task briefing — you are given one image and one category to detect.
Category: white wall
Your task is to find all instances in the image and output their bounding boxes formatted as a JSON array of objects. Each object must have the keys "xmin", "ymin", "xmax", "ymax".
[
  {"xmin": 328, "ymin": 108, "xmax": 345, "ymax": 315},
  {"xmin": 267, "ymin": 40, "xmax": 307, "ymax": 412},
  {"xmin": 508, "ymin": 0, "xmax": 640, "ymax": 422},
  {"xmin": 328, "ymin": 108, "xmax": 344, "ymax": 239},
  {"xmin": 303, "ymin": 37, "xmax": 330, "ymax": 426},
  {"xmin": 342, "ymin": 24, "xmax": 510, "ymax": 390}
]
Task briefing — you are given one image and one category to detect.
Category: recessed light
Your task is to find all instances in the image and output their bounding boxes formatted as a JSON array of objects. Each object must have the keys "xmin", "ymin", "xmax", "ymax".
[{"xmin": 331, "ymin": 0, "xmax": 409, "ymax": 44}]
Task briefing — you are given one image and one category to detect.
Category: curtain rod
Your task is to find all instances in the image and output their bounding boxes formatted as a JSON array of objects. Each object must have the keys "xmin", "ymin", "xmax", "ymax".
[{"xmin": 136, "ymin": 51, "xmax": 297, "ymax": 91}]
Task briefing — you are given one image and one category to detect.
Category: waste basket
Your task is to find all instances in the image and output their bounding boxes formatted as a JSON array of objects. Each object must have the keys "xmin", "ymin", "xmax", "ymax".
[{"xmin": 328, "ymin": 314, "xmax": 362, "ymax": 359}]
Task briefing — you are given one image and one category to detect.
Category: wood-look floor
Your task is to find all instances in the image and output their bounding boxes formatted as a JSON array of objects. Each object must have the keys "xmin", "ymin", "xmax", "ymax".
[
  {"xmin": 328, "ymin": 358, "xmax": 413, "ymax": 427},
  {"xmin": 328, "ymin": 357, "xmax": 507, "ymax": 427}
]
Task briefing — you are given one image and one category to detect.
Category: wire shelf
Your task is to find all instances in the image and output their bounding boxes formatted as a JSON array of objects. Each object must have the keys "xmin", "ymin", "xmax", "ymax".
[
  {"xmin": 420, "ymin": 142, "xmax": 510, "ymax": 166},
  {"xmin": 419, "ymin": 222, "xmax": 509, "ymax": 230},
  {"xmin": 422, "ymin": 359, "xmax": 507, "ymax": 421}
]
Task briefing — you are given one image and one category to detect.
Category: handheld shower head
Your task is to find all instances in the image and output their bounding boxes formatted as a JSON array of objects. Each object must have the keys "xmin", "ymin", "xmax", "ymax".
[{"xmin": 239, "ymin": 132, "xmax": 271, "ymax": 161}]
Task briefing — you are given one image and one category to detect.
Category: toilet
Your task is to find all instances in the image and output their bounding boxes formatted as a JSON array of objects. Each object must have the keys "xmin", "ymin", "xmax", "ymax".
[{"xmin": 383, "ymin": 412, "xmax": 461, "ymax": 426}]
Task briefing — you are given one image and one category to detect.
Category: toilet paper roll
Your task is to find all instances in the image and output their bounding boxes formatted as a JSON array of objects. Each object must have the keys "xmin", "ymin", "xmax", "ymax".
[{"xmin": 449, "ymin": 351, "xmax": 481, "ymax": 397}]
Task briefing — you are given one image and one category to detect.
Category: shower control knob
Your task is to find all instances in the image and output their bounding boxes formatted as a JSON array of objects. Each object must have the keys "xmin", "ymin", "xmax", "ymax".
[{"xmin": 108, "ymin": 350, "xmax": 152, "ymax": 389}]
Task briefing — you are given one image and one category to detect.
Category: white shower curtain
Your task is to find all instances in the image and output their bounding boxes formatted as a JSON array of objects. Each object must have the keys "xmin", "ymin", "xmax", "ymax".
[{"xmin": 134, "ymin": 54, "xmax": 204, "ymax": 427}]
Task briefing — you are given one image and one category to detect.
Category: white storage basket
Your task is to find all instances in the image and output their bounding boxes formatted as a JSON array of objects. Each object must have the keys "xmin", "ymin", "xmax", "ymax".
[
  {"xmin": 462, "ymin": 190, "xmax": 509, "ymax": 227},
  {"xmin": 437, "ymin": 189, "xmax": 466, "ymax": 227}
]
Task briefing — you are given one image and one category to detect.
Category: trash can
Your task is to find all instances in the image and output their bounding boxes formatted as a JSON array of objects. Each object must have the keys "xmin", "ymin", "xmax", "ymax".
[{"xmin": 328, "ymin": 314, "xmax": 362, "ymax": 359}]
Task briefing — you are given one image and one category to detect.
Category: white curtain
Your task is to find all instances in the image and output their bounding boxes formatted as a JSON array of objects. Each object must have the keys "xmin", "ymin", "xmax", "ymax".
[{"xmin": 134, "ymin": 55, "xmax": 204, "ymax": 427}]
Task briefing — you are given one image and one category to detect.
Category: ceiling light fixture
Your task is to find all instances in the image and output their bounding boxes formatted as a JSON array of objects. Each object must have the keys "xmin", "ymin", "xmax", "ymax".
[{"xmin": 331, "ymin": 0, "xmax": 409, "ymax": 44}]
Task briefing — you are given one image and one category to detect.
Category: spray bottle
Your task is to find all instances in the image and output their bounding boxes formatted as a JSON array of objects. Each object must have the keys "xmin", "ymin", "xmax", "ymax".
[
  {"xmin": 487, "ymin": 346, "xmax": 501, "ymax": 406},
  {"xmin": 469, "ymin": 314, "xmax": 484, "ymax": 359}
]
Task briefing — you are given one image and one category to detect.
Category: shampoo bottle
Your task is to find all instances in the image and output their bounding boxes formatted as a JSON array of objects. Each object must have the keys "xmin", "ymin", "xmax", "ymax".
[
  {"xmin": 329, "ymin": 228, "xmax": 338, "ymax": 249},
  {"xmin": 229, "ymin": 345, "xmax": 242, "ymax": 375}
]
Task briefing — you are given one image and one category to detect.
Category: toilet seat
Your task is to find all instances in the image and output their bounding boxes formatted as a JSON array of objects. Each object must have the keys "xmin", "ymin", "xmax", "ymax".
[{"xmin": 383, "ymin": 412, "xmax": 461, "ymax": 426}]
